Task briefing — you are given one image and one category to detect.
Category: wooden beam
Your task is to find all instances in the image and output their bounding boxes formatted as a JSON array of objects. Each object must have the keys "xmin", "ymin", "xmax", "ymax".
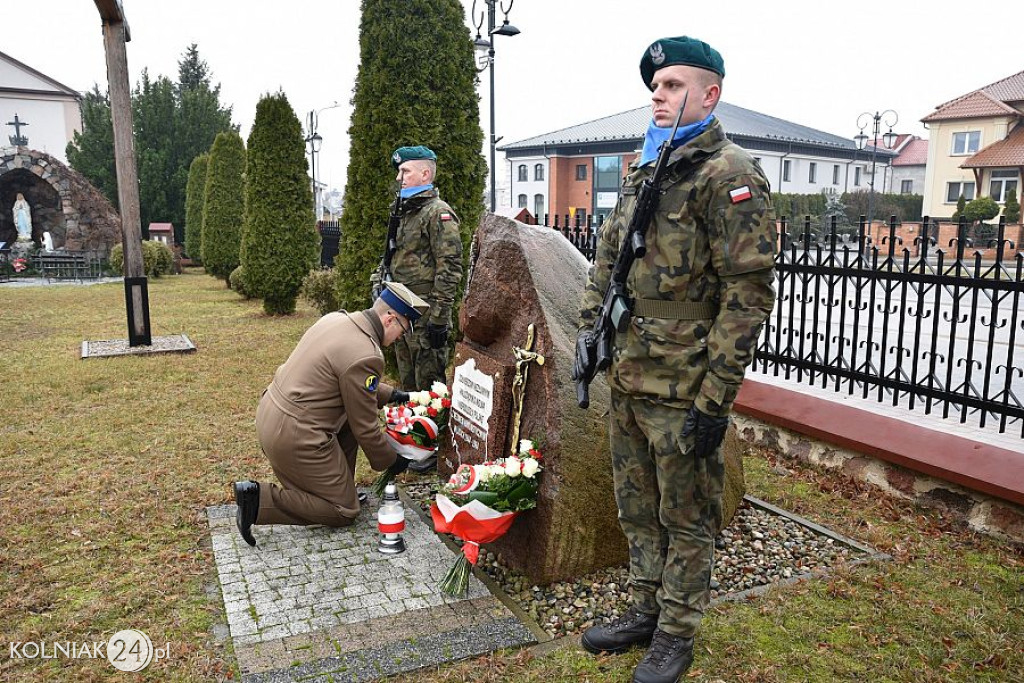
[
  {"xmin": 93, "ymin": 0, "xmax": 131, "ymax": 39},
  {"xmin": 98, "ymin": 10, "xmax": 149, "ymax": 344}
]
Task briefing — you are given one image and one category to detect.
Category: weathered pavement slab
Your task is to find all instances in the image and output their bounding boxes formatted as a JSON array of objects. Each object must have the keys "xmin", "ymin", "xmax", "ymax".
[{"xmin": 207, "ymin": 495, "xmax": 536, "ymax": 682}]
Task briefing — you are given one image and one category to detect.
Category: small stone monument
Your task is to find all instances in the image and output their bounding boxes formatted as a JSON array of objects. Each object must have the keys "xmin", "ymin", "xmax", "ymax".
[{"xmin": 441, "ymin": 215, "xmax": 747, "ymax": 583}]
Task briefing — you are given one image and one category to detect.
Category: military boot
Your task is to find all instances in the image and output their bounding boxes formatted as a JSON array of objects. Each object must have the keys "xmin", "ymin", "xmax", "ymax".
[
  {"xmin": 233, "ymin": 481, "xmax": 259, "ymax": 547},
  {"xmin": 581, "ymin": 607, "xmax": 658, "ymax": 654},
  {"xmin": 632, "ymin": 629, "xmax": 694, "ymax": 683}
]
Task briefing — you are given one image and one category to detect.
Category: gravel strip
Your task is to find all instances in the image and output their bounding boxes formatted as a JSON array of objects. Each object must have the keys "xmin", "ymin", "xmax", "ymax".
[{"xmin": 403, "ymin": 480, "xmax": 863, "ymax": 640}]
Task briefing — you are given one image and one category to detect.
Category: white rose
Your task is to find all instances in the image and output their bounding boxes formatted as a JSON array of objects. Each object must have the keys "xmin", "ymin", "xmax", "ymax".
[
  {"xmin": 412, "ymin": 405, "xmax": 428, "ymax": 416},
  {"xmin": 519, "ymin": 439, "xmax": 534, "ymax": 454},
  {"xmin": 504, "ymin": 456, "xmax": 522, "ymax": 477},
  {"xmin": 521, "ymin": 457, "xmax": 540, "ymax": 478},
  {"xmin": 431, "ymin": 381, "xmax": 449, "ymax": 396},
  {"xmin": 430, "ymin": 398, "xmax": 443, "ymax": 411},
  {"xmin": 475, "ymin": 464, "xmax": 491, "ymax": 483},
  {"xmin": 412, "ymin": 391, "xmax": 431, "ymax": 406},
  {"xmin": 490, "ymin": 464, "xmax": 506, "ymax": 479}
]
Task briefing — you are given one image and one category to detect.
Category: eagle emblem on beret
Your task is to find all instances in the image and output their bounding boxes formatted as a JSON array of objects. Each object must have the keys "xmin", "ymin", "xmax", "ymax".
[
  {"xmin": 650, "ymin": 43, "xmax": 665, "ymax": 65},
  {"xmin": 392, "ymin": 151, "xmax": 402, "ymax": 165}
]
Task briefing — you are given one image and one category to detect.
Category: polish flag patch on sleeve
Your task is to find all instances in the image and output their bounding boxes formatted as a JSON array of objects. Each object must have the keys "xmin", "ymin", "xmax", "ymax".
[
  {"xmin": 729, "ymin": 186, "xmax": 752, "ymax": 203},
  {"xmin": 440, "ymin": 212, "xmax": 453, "ymax": 221}
]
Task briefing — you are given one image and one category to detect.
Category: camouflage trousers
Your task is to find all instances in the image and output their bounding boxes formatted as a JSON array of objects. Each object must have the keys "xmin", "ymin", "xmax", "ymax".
[
  {"xmin": 609, "ymin": 389, "xmax": 725, "ymax": 638},
  {"xmin": 393, "ymin": 320, "xmax": 448, "ymax": 390}
]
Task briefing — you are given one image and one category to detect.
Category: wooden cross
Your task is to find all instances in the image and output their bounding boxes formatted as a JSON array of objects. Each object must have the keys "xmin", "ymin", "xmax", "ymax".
[
  {"xmin": 509, "ymin": 323, "xmax": 545, "ymax": 457},
  {"xmin": 7, "ymin": 113, "xmax": 29, "ymax": 146}
]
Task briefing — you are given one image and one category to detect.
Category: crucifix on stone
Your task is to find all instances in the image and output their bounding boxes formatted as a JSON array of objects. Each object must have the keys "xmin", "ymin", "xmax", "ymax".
[
  {"xmin": 508, "ymin": 323, "xmax": 545, "ymax": 458},
  {"xmin": 7, "ymin": 113, "xmax": 29, "ymax": 146}
]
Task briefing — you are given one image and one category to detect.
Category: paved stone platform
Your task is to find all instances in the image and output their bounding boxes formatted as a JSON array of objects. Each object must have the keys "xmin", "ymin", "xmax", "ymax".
[{"xmin": 207, "ymin": 494, "xmax": 537, "ymax": 682}]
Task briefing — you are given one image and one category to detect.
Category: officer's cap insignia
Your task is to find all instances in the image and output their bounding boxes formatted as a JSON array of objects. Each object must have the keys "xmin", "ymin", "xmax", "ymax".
[
  {"xmin": 391, "ymin": 151, "xmax": 401, "ymax": 166},
  {"xmin": 364, "ymin": 374, "xmax": 379, "ymax": 392},
  {"xmin": 650, "ymin": 43, "xmax": 665, "ymax": 65}
]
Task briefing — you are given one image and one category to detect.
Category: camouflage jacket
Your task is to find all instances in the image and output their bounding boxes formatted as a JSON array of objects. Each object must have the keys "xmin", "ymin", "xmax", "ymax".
[
  {"xmin": 580, "ymin": 118, "xmax": 777, "ymax": 416},
  {"xmin": 390, "ymin": 187, "xmax": 463, "ymax": 327}
]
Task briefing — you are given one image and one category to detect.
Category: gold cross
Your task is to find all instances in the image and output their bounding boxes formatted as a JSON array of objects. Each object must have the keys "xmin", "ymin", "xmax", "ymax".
[{"xmin": 509, "ymin": 323, "xmax": 544, "ymax": 457}]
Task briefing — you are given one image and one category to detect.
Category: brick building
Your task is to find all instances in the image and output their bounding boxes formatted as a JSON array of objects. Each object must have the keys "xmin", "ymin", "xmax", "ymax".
[{"xmin": 499, "ymin": 102, "xmax": 895, "ymax": 225}]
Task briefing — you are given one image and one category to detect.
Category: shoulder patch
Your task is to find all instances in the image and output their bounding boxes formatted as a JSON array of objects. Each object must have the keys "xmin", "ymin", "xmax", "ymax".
[
  {"xmin": 364, "ymin": 375, "xmax": 379, "ymax": 392},
  {"xmin": 440, "ymin": 212, "xmax": 452, "ymax": 221},
  {"xmin": 729, "ymin": 185, "xmax": 752, "ymax": 203}
]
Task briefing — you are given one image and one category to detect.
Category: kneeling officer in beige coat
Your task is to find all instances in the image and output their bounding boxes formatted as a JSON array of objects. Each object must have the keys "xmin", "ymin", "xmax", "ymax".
[{"xmin": 232, "ymin": 282, "xmax": 429, "ymax": 547}]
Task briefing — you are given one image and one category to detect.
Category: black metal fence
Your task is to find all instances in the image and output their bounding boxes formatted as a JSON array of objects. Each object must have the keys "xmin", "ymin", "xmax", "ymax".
[
  {"xmin": 547, "ymin": 213, "xmax": 1024, "ymax": 435},
  {"xmin": 318, "ymin": 220, "xmax": 341, "ymax": 268}
]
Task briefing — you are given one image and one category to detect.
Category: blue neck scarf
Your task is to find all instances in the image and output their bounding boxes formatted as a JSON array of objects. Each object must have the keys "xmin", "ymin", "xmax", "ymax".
[
  {"xmin": 400, "ymin": 183, "xmax": 433, "ymax": 199},
  {"xmin": 638, "ymin": 114, "xmax": 715, "ymax": 167}
]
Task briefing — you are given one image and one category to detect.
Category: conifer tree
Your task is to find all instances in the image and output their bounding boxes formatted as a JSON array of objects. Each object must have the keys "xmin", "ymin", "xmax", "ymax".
[
  {"xmin": 1003, "ymin": 189, "xmax": 1021, "ymax": 223},
  {"xmin": 241, "ymin": 92, "xmax": 319, "ymax": 315},
  {"xmin": 201, "ymin": 131, "xmax": 246, "ymax": 283},
  {"xmin": 336, "ymin": 0, "xmax": 486, "ymax": 311},
  {"xmin": 184, "ymin": 153, "xmax": 209, "ymax": 262}
]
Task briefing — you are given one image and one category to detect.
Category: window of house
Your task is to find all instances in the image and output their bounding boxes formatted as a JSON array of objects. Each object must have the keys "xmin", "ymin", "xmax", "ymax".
[
  {"xmin": 782, "ymin": 159, "xmax": 791, "ymax": 182},
  {"xmin": 517, "ymin": 165, "xmax": 527, "ymax": 182},
  {"xmin": 808, "ymin": 162, "xmax": 817, "ymax": 184},
  {"xmin": 533, "ymin": 194, "xmax": 544, "ymax": 220},
  {"xmin": 945, "ymin": 181, "xmax": 975, "ymax": 203},
  {"xmin": 833, "ymin": 165, "xmax": 840, "ymax": 185},
  {"xmin": 518, "ymin": 193, "xmax": 527, "ymax": 208},
  {"xmin": 900, "ymin": 179, "xmax": 913, "ymax": 194},
  {"xmin": 594, "ymin": 156, "xmax": 622, "ymax": 221},
  {"xmin": 990, "ymin": 170, "xmax": 1019, "ymax": 203},
  {"xmin": 576, "ymin": 164, "xmax": 587, "ymax": 181},
  {"xmin": 534, "ymin": 164, "xmax": 544, "ymax": 181},
  {"xmin": 854, "ymin": 167, "xmax": 861, "ymax": 186},
  {"xmin": 595, "ymin": 156, "xmax": 620, "ymax": 190},
  {"xmin": 951, "ymin": 131, "xmax": 981, "ymax": 155}
]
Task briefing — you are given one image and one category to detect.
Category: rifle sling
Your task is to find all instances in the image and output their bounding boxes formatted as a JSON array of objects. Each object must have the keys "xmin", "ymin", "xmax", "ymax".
[{"xmin": 631, "ymin": 298, "xmax": 717, "ymax": 320}]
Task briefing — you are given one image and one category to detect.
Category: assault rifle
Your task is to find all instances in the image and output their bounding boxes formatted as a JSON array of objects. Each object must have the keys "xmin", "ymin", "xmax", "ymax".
[
  {"xmin": 572, "ymin": 96, "xmax": 687, "ymax": 409},
  {"xmin": 371, "ymin": 191, "xmax": 402, "ymax": 299}
]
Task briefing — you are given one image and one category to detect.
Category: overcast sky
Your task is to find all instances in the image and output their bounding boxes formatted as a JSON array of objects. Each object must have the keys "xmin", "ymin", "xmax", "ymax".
[{"xmin": 7, "ymin": 1, "xmax": 1024, "ymax": 193}]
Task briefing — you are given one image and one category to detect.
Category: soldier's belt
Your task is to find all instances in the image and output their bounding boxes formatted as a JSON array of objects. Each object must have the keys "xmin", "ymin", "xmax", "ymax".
[{"xmin": 631, "ymin": 298, "xmax": 717, "ymax": 320}]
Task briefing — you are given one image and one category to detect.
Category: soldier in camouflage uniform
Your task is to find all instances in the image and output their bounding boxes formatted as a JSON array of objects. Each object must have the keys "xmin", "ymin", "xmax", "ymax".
[
  {"xmin": 372, "ymin": 146, "xmax": 462, "ymax": 472},
  {"xmin": 578, "ymin": 37, "xmax": 777, "ymax": 683}
]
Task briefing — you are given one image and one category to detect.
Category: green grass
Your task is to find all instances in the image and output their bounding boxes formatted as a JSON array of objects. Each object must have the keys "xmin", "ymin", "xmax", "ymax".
[{"xmin": 0, "ymin": 269, "xmax": 1021, "ymax": 682}]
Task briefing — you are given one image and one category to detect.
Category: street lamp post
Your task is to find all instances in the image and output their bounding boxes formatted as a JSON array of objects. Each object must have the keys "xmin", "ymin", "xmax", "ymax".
[
  {"xmin": 472, "ymin": 0, "xmax": 520, "ymax": 213},
  {"xmin": 306, "ymin": 103, "xmax": 341, "ymax": 218},
  {"xmin": 854, "ymin": 109, "xmax": 899, "ymax": 229}
]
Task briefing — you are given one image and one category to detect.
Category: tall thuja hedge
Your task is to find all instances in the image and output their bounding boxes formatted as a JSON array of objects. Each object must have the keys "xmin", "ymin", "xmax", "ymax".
[
  {"xmin": 241, "ymin": 91, "xmax": 319, "ymax": 315},
  {"xmin": 201, "ymin": 131, "xmax": 246, "ymax": 283},
  {"xmin": 336, "ymin": 0, "xmax": 486, "ymax": 311},
  {"xmin": 184, "ymin": 153, "xmax": 209, "ymax": 261}
]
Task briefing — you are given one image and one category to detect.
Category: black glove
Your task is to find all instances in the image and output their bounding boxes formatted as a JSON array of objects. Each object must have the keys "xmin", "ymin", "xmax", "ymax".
[
  {"xmin": 389, "ymin": 454, "xmax": 410, "ymax": 476},
  {"xmin": 389, "ymin": 389, "xmax": 410, "ymax": 405},
  {"xmin": 681, "ymin": 405, "xmax": 729, "ymax": 459},
  {"xmin": 427, "ymin": 323, "xmax": 449, "ymax": 349},
  {"xmin": 571, "ymin": 327, "xmax": 592, "ymax": 381}
]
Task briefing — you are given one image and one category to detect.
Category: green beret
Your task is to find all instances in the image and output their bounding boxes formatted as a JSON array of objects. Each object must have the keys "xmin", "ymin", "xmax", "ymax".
[
  {"xmin": 639, "ymin": 36, "xmax": 725, "ymax": 90},
  {"xmin": 391, "ymin": 145, "xmax": 437, "ymax": 169}
]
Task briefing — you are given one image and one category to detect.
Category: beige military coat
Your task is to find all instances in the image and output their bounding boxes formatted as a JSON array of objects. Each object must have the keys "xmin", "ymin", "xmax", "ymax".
[{"xmin": 257, "ymin": 310, "xmax": 399, "ymax": 474}]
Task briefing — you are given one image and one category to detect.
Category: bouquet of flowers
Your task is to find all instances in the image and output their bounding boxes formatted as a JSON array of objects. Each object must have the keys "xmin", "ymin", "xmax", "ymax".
[
  {"xmin": 430, "ymin": 440, "xmax": 543, "ymax": 596},
  {"xmin": 371, "ymin": 382, "xmax": 452, "ymax": 496},
  {"xmin": 12, "ymin": 257, "xmax": 28, "ymax": 273}
]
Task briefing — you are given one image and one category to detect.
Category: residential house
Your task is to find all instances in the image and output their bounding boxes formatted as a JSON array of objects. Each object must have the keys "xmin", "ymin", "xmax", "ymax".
[
  {"xmin": 887, "ymin": 135, "xmax": 928, "ymax": 196},
  {"xmin": 921, "ymin": 69, "xmax": 1023, "ymax": 220},
  {"xmin": 0, "ymin": 50, "xmax": 82, "ymax": 164},
  {"xmin": 147, "ymin": 222, "xmax": 174, "ymax": 245},
  {"xmin": 499, "ymin": 102, "xmax": 895, "ymax": 224}
]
